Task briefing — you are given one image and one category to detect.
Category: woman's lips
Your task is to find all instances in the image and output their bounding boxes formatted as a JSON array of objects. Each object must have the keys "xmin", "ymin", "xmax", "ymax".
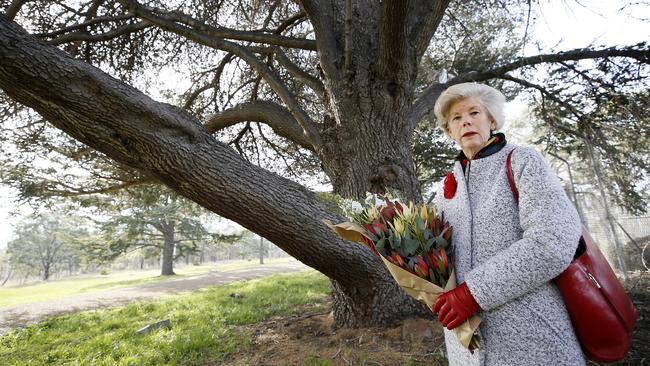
[{"xmin": 462, "ymin": 132, "xmax": 477, "ymax": 138}]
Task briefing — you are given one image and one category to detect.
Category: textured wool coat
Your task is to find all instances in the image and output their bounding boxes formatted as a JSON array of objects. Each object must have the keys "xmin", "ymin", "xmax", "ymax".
[{"xmin": 433, "ymin": 144, "xmax": 586, "ymax": 366}]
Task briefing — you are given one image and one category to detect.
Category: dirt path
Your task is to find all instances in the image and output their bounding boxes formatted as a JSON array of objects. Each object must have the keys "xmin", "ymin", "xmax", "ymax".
[{"xmin": 0, "ymin": 260, "xmax": 309, "ymax": 335}]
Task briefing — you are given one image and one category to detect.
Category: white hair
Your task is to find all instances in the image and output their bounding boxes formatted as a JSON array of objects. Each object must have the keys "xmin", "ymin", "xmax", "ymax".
[{"xmin": 433, "ymin": 83, "xmax": 506, "ymax": 135}]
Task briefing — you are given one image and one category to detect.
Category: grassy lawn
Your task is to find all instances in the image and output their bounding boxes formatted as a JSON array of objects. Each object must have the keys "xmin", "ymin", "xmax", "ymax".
[
  {"xmin": 0, "ymin": 270, "xmax": 330, "ymax": 366},
  {"xmin": 0, "ymin": 257, "xmax": 295, "ymax": 308}
]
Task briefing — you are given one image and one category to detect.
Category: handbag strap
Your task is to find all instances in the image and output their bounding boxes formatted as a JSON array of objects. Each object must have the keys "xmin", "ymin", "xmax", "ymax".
[{"xmin": 506, "ymin": 149, "xmax": 519, "ymax": 204}]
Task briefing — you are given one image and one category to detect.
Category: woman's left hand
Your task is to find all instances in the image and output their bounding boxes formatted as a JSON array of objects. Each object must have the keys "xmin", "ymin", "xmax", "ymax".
[{"xmin": 433, "ymin": 282, "xmax": 480, "ymax": 330}]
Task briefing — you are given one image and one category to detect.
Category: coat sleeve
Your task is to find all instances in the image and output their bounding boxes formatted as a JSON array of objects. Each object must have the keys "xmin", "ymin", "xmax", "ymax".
[{"xmin": 464, "ymin": 147, "xmax": 581, "ymax": 311}]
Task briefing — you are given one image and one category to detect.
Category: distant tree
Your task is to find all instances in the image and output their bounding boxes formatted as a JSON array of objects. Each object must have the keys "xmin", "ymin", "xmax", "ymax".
[
  {"xmin": 0, "ymin": 250, "xmax": 11, "ymax": 286},
  {"xmin": 6, "ymin": 213, "xmax": 88, "ymax": 280},
  {"xmin": 92, "ymin": 185, "xmax": 240, "ymax": 275}
]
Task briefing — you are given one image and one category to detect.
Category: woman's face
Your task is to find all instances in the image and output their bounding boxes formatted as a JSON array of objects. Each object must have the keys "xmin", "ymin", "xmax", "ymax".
[{"xmin": 447, "ymin": 96, "xmax": 496, "ymax": 159}]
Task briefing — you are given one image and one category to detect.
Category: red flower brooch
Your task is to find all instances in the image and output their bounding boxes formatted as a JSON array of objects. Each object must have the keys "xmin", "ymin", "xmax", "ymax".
[{"xmin": 443, "ymin": 172, "xmax": 457, "ymax": 199}]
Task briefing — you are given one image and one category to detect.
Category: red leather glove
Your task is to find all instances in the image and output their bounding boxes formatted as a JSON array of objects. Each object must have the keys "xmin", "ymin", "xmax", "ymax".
[{"xmin": 432, "ymin": 282, "xmax": 480, "ymax": 330}]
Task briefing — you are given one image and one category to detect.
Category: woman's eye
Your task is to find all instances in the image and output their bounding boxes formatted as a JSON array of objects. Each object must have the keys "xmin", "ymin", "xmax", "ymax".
[{"xmin": 470, "ymin": 111, "xmax": 479, "ymax": 116}]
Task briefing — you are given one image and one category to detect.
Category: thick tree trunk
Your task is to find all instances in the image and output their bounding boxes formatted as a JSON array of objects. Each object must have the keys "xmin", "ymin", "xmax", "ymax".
[
  {"xmin": 161, "ymin": 221, "xmax": 176, "ymax": 276},
  {"xmin": 311, "ymin": 1, "xmax": 439, "ymax": 325},
  {"xmin": 42, "ymin": 263, "xmax": 50, "ymax": 280},
  {"xmin": 1, "ymin": 267, "xmax": 10, "ymax": 287},
  {"xmin": 0, "ymin": 14, "xmax": 432, "ymax": 327}
]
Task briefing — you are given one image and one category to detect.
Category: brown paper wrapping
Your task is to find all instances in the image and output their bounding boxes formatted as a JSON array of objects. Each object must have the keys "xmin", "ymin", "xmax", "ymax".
[
  {"xmin": 323, "ymin": 219, "xmax": 481, "ymax": 349},
  {"xmin": 323, "ymin": 219, "xmax": 367, "ymax": 244},
  {"xmin": 380, "ymin": 256, "xmax": 481, "ymax": 349}
]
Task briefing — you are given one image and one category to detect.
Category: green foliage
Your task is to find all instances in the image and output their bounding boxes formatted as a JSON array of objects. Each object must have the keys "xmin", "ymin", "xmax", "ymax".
[
  {"xmin": 6, "ymin": 212, "xmax": 94, "ymax": 280},
  {"xmin": 411, "ymin": 121, "xmax": 457, "ymax": 196},
  {"xmin": 530, "ymin": 87, "xmax": 650, "ymax": 214},
  {"xmin": 0, "ymin": 270, "xmax": 330, "ymax": 366},
  {"xmin": 314, "ymin": 191, "xmax": 346, "ymax": 216},
  {"xmin": 91, "ymin": 185, "xmax": 235, "ymax": 265}
]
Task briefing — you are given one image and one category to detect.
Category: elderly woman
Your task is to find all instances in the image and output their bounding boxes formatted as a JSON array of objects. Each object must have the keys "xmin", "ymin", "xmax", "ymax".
[{"xmin": 431, "ymin": 83, "xmax": 585, "ymax": 365}]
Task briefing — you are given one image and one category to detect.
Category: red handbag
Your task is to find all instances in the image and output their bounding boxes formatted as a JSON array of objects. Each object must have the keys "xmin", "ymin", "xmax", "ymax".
[{"xmin": 506, "ymin": 150, "xmax": 637, "ymax": 362}]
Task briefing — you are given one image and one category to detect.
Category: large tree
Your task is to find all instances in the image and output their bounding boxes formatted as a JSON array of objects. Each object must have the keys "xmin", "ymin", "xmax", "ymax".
[
  {"xmin": 0, "ymin": 1, "xmax": 648, "ymax": 326},
  {"xmin": 7, "ymin": 213, "xmax": 88, "ymax": 280}
]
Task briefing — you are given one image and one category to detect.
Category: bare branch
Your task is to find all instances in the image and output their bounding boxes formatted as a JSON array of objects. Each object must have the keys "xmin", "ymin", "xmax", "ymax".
[
  {"xmin": 406, "ymin": 83, "xmax": 446, "ymax": 130},
  {"xmin": 48, "ymin": 21, "xmax": 151, "ymax": 45},
  {"xmin": 125, "ymin": 2, "xmax": 317, "ymax": 50},
  {"xmin": 119, "ymin": 0, "xmax": 323, "ymax": 149},
  {"xmin": 35, "ymin": 15, "xmax": 134, "ymax": 39},
  {"xmin": 204, "ymin": 100, "xmax": 315, "ymax": 151},
  {"xmin": 5, "ymin": 0, "xmax": 30, "ymax": 20},
  {"xmin": 40, "ymin": 179, "xmax": 151, "ymax": 197},
  {"xmin": 274, "ymin": 11, "xmax": 307, "ymax": 34},
  {"xmin": 183, "ymin": 53, "xmax": 234, "ymax": 110},
  {"xmin": 408, "ymin": 44, "xmax": 650, "ymax": 127},
  {"xmin": 453, "ymin": 45, "xmax": 650, "ymax": 83},
  {"xmin": 261, "ymin": 0, "xmax": 280, "ymax": 30},
  {"xmin": 274, "ymin": 48, "xmax": 325, "ymax": 97},
  {"xmin": 496, "ymin": 74, "xmax": 586, "ymax": 137}
]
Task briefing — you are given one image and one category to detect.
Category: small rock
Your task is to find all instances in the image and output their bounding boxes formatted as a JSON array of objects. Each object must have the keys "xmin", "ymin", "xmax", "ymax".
[
  {"xmin": 229, "ymin": 293, "xmax": 244, "ymax": 298},
  {"xmin": 137, "ymin": 319, "xmax": 172, "ymax": 335}
]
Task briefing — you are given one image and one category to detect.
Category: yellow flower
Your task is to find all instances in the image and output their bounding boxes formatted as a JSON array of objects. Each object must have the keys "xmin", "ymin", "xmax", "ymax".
[
  {"xmin": 420, "ymin": 205, "xmax": 428, "ymax": 222},
  {"xmin": 392, "ymin": 217, "xmax": 405, "ymax": 235}
]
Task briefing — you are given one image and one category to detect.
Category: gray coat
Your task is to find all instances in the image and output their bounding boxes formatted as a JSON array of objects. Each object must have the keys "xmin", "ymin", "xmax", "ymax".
[{"xmin": 434, "ymin": 144, "xmax": 586, "ymax": 366}]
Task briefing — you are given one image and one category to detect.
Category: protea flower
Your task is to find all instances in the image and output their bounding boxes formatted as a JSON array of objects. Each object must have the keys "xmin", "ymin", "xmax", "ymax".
[{"xmin": 413, "ymin": 255, "xmax": 429, "ymax": 279}]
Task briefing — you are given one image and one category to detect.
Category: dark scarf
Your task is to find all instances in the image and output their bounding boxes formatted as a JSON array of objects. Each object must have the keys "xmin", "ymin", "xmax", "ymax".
[{"xmin": 456, "ymin": 132, "xmax": 507, "ymax": 173}]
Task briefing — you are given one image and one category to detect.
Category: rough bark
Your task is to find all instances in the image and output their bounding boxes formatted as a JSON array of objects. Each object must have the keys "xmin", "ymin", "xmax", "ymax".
[
  {"xmin": 0, "ymin": 15, "xmax": 427, "ymax": 326},
  {"xmin": 301, "ymin": 1, "xmax": 451, "ymax": 324}
]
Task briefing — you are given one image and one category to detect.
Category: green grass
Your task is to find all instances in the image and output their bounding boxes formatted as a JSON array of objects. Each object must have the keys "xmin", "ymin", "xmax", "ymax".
[
  {"xmin": 0, "ymin": 270, "xmax": 330, "ymax": 366},
  {"xmin": 0, "ymin": 257, "xmax": 296, "ymax": 308}
]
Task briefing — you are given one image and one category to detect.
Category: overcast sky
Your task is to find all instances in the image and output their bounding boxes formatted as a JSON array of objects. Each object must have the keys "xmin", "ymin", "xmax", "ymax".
[{"xmin": 1, "ymin": 1, "xmax": 649, "ymax": 250}]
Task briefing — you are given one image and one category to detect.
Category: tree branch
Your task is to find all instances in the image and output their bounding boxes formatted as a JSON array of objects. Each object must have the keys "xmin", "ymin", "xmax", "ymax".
[
  {"xmin": 124, "ymin": 2, "xmax": 316, "ymax": 50},
  {"xmin": 183, "ymin": 53, "xmax": 234, "ymax": 110},
  {"xmin": 205, "ymin": 100, "xmax": 315, "ymax": 151},
  {"xmin": 35, "ymin": 14, "xmax": 135, "ymax": 39},
  {"xmin": 119, "ymin": 0, "xmax": 323, "ymax": 149},
  {"xmin": 0, "ymin": 15, "xmax": 381, "ymax": 286},
  {"xmin": 274, "ymin": 11, "xmax": 307, "ymax": 34},
  {"xmin": 406, "ymin": 83, "xmax": 446, "ymax": 130},
  {"xmin": 453, "ymin": 45, "xmax": 650, "ymax": 83},
  {"xmin": 408, "ymin": 44, "xmax": 650, "ymax": 127},
  {"xmin": 410, "ymin": 0, "xmax": 450, "ymax": 59},
  {"xmin": 5, "ymin": 0, "xmax": 30, "ymax": 20},
  {"xmin": 48, "ymin": 21, "xmax": 151, "ymax": 45},
  {"xmin": 274, "ymin": 48, "xmax": 325, "ymax": 98},
  {"xmin": 42, "ymin": 179, "xmax": 152, "ymax": 197},
  {"xmin": 378, "ymin": 0, "xmax": 410, "ymax": 83},
  {"xmin": 495, "ymin": 74, "xmax": 587, "ymax": 138},
  {"xmin": 297, "ymin": 0, "xmax": 342, "ymax": 82}
]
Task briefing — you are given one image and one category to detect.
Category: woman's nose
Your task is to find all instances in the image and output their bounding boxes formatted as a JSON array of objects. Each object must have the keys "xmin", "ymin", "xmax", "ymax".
[{"xmin": 462, "ymin": 115, "xmax": 472, "ymax": 126}]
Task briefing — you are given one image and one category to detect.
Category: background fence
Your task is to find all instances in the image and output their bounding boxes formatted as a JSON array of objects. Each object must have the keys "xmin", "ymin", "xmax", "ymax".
[{"xmin": 574, "ymin": 191, "xmax": 650, "ymax": 275}]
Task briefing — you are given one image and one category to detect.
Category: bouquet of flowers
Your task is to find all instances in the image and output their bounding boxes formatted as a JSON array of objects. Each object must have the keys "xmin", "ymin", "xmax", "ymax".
[{"xmin": 324, "ymin": 193, "xmax": 480, "ymax": 350}]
